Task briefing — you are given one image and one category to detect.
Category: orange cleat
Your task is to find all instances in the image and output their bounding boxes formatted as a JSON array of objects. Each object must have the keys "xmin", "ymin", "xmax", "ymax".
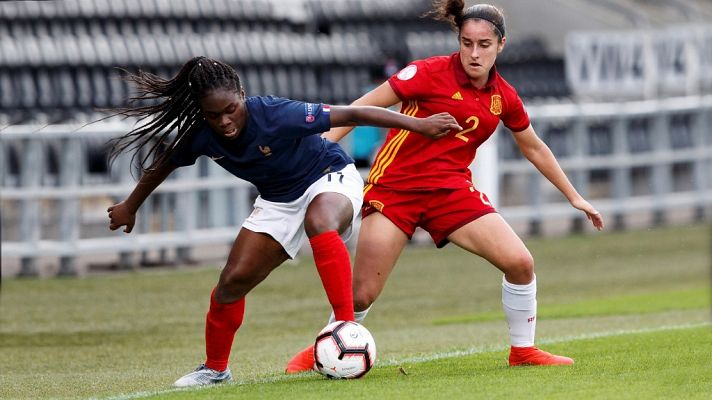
[
  {"xmin": 285, "ymin": 344, "xmax": 316, "ymax": 374},
  {"xmin": 508, "ymin": 346, "xmax": 574, "ymax": 366}
]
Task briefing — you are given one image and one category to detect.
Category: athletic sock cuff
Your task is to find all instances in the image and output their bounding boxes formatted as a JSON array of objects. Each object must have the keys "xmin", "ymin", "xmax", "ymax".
[
  {"xmin": 210, "ymin": 287, "xmax": 245, "ymax": 311},
  {"xmin": 502, "ymin": 274, "xmax": 537, "ymax": 311},
  {"xmin": 310, "ymin": 229, "xmax": 340, "ymax": 242}
]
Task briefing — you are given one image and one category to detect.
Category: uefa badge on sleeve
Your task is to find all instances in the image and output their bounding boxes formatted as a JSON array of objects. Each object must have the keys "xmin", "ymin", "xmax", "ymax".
[{"xmin": 397, "ymin": 65, "xmax": 417, "ymax": 81}]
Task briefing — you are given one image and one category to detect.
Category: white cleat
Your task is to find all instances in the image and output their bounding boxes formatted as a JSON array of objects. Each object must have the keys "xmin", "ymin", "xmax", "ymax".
[{"xmin": 173, "ymin": 364, "xmax": 233, "ymax": 387}]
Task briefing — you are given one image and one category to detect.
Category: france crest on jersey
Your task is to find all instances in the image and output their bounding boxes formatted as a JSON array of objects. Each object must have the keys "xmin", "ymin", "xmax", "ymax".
[{"xmin": 171, "ymin": 96, "xmax": 352, "ymax": 202}]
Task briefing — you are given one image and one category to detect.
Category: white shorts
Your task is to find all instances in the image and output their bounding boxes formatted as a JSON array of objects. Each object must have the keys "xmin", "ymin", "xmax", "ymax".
[{"xmin": 242, "ymin": 164, "xmax": 364, "ymax": 258}]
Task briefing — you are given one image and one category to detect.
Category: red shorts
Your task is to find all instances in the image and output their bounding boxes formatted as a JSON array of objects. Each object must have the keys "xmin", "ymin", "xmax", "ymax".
[{"xmin": 362, "ymin": 184, "xmax": 496, "ymax": 247}]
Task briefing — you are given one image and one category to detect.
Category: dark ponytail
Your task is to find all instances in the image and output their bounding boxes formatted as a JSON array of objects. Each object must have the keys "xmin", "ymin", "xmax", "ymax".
[
  {"xmin": 428, "ymin": 1, "xmax": 505, "ymax": 41},
  {"xmin": 427, "ymin": 0, "xmax": 466, "ymax": 31}
]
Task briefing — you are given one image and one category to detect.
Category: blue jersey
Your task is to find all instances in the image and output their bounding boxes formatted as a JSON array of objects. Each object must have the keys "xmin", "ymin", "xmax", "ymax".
[{"xmin": 170, "ymin": 96, "xmax": 354, "ymax": 202}]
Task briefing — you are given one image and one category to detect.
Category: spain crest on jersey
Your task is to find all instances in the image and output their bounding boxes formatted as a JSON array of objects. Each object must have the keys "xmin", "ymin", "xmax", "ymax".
[{"xmin": 490, "ymin": 95, "xmax": 502, "ymax": 116}]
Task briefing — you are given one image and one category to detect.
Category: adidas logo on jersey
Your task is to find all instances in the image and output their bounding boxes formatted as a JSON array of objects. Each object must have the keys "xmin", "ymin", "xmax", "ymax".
[{"xmin": 451, "ymin": 91, "xmax": 463, "ymax": 100}]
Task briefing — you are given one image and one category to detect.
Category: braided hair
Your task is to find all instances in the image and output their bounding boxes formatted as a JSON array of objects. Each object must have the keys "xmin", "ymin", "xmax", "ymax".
[
  {"xmin": 428, "ymin": 1, "xmax": 505, "ymax": 41},
  {"xmin": 108, "ymin": 56, "xmax": 242, "ymax": 173}
]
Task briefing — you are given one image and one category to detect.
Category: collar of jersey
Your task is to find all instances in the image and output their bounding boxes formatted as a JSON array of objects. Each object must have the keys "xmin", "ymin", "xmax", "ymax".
[{"xmin": 451, "ymin": 52, "xmax": 497, "ymax": 90}]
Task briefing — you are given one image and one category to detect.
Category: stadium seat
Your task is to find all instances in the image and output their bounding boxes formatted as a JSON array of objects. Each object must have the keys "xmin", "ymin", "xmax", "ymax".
[
  {"xmin": 0, "ymin": 69, "xmax": 18, "ymax": 109},
  {"xmin": 107, "ymin": 69, "xmax": 127, "ymax": 108},
  {"xmin": 56, "ymin": 69, "xmax": 77, "ymax": 109},
  {"xmin": 244, "ymin": 67, "xmax": 263, "ymax": 96},
  {"xmin": 171, "ymin": 35, "xmax": 194, "ymax": 63},
  {"xmin": 288, "ymin": 67, "xmax": 304, "ymax": 100},
  {"xmin": 274, "ymin": 66, "xmax": 290, "ymax": 97},
  {"xmin": 275, "ymin": 32, "xmax": 295, "ymax": 64},
  {"xmin": 260, "ymin": 67, "xmax": 277, "ymax": 96},
  {"xmin": 77, "ymin": 35, "xmax": 99, "ymax": 65},
  {"xmin": 302, "ymin": 68, "xmax": 319, "ymax": 102},
  {"xmin": 299, "ymin": 34, "xmax": 320, "ymax": 65},
  {"xmin": 74, "ymin": 69, "xmax": 93, "ymax": 108},
  {"xmin": 0, "ymin": 1, "xmax": 21, "ymax": 19},
  {"xmin": 19, "ymin": 70, "xmax": 38, "ymax": 110},
  {"xmin": 124, "ymin": 34, "xmax": 146, "ymax": 66},
  {"xmin": 90, "ymin": 69, "xmax": 109, "ymax": 108},
  {"xmin": 0, "ymin": 35, "xmax": 24, "ymax": 67},
  {"xmin": 154, "ymin": 0, "xmax": 174, "ymax": 18},
  {"xmin": 36, "ymin": 69, "xmax": 55, "ymax": 108},
  {"xmin": 261, "ymin": 32, "xmax": 280, "ymax": 64},
  {"xmin": 246, "ymin": 32, "xmax": 267, "ymax": 64}
]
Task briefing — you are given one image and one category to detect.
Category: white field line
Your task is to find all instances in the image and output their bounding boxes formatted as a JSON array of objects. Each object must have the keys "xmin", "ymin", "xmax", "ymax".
[{"xmin": 99, "ymin": 321, "xmax": 711, "ymax": 400}]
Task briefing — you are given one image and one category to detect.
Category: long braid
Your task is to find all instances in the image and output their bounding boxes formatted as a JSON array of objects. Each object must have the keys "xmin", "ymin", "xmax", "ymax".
[{"xmin": 108, "ymin": 56, "xmax": 242, "ymax": 173}]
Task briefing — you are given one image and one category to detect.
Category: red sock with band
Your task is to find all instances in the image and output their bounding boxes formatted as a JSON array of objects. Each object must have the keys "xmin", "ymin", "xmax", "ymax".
[
  {"xmin": 309, "ymin": 230, "xmax": 355, "ymax": 321},
  {"xmin": 204, "ymin": 287, "xmax": 245, "ymax": 372}
]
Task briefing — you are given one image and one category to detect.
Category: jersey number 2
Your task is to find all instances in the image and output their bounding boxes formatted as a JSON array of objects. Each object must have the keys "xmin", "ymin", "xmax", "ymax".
[{"xmin": 455, "ymin": 116, "xmax": 479, "ymax": 143}]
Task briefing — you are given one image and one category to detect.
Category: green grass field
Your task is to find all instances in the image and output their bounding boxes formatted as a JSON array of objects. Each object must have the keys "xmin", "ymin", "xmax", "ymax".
[{"xmin": 1, "ymin": 224, "xmax": 710, "ymax": 399}]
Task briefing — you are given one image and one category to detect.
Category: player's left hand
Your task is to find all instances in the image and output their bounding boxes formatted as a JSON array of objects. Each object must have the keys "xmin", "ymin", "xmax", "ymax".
[
  {"xmin": 416, "ymin": 112, "xmax": 462, "ymax": 139},
  {"xmin": 108, "ymin": 201, "xmax": 136, "ymax": 233},
  {"xmin": 571, "ymin": 198, "xmax": 604, "ymax": 231}
]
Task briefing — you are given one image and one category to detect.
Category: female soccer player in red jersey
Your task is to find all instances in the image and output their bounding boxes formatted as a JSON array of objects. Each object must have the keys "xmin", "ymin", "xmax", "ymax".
[
  {"xmin": 286, "ymin": 1, "xmax": 605, "ymax": 372},
  {"xmin": 106, "ymin": 56, "xmax": 459, "ymax": 387}
]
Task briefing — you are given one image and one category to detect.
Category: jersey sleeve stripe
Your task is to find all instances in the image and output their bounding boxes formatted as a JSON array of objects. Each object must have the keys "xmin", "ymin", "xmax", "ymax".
[
  {"xmin": 366, "ymin": 100, "xmax": 417, "ymax": 182},
  {"xmin": 369, "ymin": 130, "xmax": 409, "ymax": 184},
  {"xmin": 367, "ymin": 130, "xmax": 408, "ymax": 183},
  {"xmin": 367, "ymin": 101, "xmax": 416, "ymax": 182},
  {"xmin": 367, "ymin": 100, "xmax": 419, "ymax": 184}
]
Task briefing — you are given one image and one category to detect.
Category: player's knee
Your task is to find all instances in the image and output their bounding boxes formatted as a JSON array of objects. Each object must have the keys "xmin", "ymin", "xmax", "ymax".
[
  {"xmin": 353, "ymin": 288, "xmax": 376, "ymax": 311},
  {"xmin": 516, "ymin": 253, "xmax": 535, "ymax": 281},
  {"xmin": 502, "ymin": 252, "xmax": 535, "ymax": 283},
  {"xmin": 305, "ymin": 196, "xmax": 353, "ymax": 237},
  {"xmin": 304, "ymin": 217, "xmax": 340, "ymax": 237},
  {"xmin": 217, "ymin": 269, "xmax": 261, "ymax": 302}
]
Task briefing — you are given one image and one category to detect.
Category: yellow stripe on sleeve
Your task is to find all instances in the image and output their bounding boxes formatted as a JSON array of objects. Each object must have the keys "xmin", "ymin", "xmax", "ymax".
[{"xmin": 367, "ymin": 100, "xmax": 419, "ymax": 184}]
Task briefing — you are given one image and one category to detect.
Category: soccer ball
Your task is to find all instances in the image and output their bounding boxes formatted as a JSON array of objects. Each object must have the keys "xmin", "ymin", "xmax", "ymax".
[{"xmin": 314, "ymin": 321, "xmax": 377, "ymax": 379}]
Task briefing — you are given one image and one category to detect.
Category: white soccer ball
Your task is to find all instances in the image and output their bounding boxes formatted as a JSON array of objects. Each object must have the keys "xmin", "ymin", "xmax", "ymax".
[{"xmin": 314, "ymin": 321, "xmax": 377, "ymax": 379}]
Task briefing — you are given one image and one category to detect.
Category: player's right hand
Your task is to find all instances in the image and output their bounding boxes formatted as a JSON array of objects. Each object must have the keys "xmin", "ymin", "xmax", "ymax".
[
  {"xmin": 417, "ymin": 112, "xmax": 462, "ymax": 139},
  {"xmin": 108, "ymin": 201, "xmax": 136, "ymax": 233}
]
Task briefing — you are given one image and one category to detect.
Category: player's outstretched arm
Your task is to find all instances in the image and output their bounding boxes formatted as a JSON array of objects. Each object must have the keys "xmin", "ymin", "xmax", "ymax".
[
  {"xmin": 512, "ymin": 125, "xmax": 604, "ymax": 231},
  {"xmin": 322, "ymin": 81, "xmax": 402, "ymax": 142},
  {"xmin": 329, "ymin": 105, "xmax": 461, "ymax": 140},
  {"xmin": 108, "ymin": 161, "xmax": 177, "ymax": 233}
]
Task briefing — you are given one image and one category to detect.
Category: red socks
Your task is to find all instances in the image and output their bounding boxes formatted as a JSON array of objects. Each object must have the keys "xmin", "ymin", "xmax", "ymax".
[
  {"xmin": 309, "ymin": 230, "xmax": 355, "ymax": 322},
  {"xmin": 203, "ymin": 230, "xmax": 352, "ymax": 371},
  {"xmin": 204, "ymin": 287, "xmax": 245, "ymax": 372}
]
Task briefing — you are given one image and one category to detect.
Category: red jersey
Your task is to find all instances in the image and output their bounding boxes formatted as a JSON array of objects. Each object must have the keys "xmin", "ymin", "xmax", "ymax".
[{"xmin": 366, "ymin": 52, "xmax": 530, "ymax": 191}]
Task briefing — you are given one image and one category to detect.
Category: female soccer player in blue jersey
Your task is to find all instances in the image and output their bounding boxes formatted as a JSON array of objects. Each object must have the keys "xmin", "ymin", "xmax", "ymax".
[{"xmin": 106, "ymin": 56, "xmax": 460, "ymax": 387}]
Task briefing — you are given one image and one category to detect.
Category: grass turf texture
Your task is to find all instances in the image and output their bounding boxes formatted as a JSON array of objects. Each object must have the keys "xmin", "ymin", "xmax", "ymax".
[
  {"xmin": 1, "ymin": 224, "xmax": 710, "ymax": 399},
  {"xmin": 144, "ymin": 325, "xmax": 712, "ymax": 400}
]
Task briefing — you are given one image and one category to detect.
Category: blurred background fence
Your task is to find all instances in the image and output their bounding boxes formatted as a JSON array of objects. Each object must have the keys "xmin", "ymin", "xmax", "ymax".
[{"xmin": 1, "ymin": 0, "xmax": 711, "ymax": 277}]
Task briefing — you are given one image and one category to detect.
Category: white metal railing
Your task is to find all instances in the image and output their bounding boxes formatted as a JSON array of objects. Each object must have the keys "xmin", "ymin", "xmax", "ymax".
[
  {"xmin": 496, "ymin": 94, "xmax": 712, "ymax": 234},
  {"xmin": 2, "ymin": 95, "xmax": 711, "ymax": 276},
  {"xmin": 1, "ymin": 122, "xmax": 254, "ymax": 276}
]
